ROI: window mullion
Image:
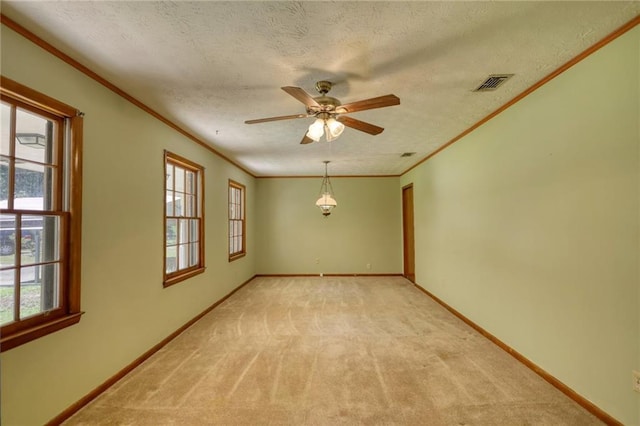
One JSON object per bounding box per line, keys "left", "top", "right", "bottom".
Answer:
{"left": 13, "top": 214, "right": 22, "bottom": 322}
{"left": 7, "top": 105, "right": 16, "bottom": 210}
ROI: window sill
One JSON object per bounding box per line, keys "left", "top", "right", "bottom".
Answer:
{"left": 163, "top": 266, "right": 205, "bottom": 288}
{"left": 0, "top": 312, "right": 84, "bottom": 352}
{"left": 229, "top": 252, "right": 246, "bottom": 262}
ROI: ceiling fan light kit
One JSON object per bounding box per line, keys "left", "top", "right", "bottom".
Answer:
{"left": 245, "top": 80, "right": 400, "bottom": 144}
{"left": 306, "top": 114, "right": 345, "bottom": 142}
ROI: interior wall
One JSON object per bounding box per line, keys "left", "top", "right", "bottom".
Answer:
{"left": 255, "top": 177, "right": 402, "bottom": 275}
{"left": 401, "top": 26, "right": 639, "bottom": 424}
{"left": 1, "top": 25, "right": 256, "bottom": 425}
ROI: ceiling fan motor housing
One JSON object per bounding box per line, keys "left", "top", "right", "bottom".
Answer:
{"left": 308, "top": 95, "right": 341, "bottom": 116}
{"left": 308, "top": 81, "right": 342, "bottom": 117}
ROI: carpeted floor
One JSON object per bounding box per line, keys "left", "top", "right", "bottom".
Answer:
{"left": 65, "top": 276, "right": 602, "bottom": 425}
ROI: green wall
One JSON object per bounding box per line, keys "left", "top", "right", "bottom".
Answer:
{"left": 2, "top": 16, "right": 638, "bottom": 426}
{"left": 1, "top": 25, "right": 256, "bottom": 425}
{"left": 401, "top": 26, "right": 639, "bottom": 424}
{"left": 255, "top": 177, "right": 402, "bottom": 275}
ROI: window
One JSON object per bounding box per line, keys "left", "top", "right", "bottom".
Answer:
{"left": 228, "top": 180, "right": 245, "bottom": 261}
{"left": 0, "top": 76, "right": 83, "bottom": 352}
{"left": 164, "top": 151, "right": 204, "bottom": 287}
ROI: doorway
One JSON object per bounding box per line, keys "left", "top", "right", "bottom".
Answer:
{"left": 402, "top": 184, "right": 415, "bottom": 283}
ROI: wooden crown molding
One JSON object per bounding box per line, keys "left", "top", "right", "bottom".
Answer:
{"left": 402, "top": 15, "right": 640, "bottom": 176}
{"left": 0, "top": 14, "right": 256, "bottom": 179}
{"left": 2, "top": 13, "right": 638, "bottom": 179}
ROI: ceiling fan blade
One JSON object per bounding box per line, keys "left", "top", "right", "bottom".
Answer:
{"left": 336, "top": 94, "right": 400, "bottom": 114}
{"left": 337, "top": 116, "right": 384, "bottom": 135}
{"left": 300, "top": 134, "right": 314, "bottom": 145}
{"left": 281, "top": 86, "right": 321, "bottom": 108}
{"left": 245, "top": 113, "right": 308, "bottom": 124}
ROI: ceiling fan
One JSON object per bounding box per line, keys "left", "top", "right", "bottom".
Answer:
{"left": 245, "top": 80, "right": 400, "bottom": 144}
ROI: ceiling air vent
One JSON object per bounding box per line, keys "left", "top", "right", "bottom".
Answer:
{"left": 474, "top": 74, "right": 514, "bottom": 92}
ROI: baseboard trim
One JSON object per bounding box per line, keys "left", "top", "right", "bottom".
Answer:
{"left": 46, "top": 275, "right": 257, "bottom": 426}
{"left": 255, "top": 273, "right": 404, "bottom": 277}
{"left": 412, "top": 282, "right": 622, "bottom": 426}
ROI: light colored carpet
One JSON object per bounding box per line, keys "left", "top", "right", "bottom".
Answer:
{"left": 65, "top": 276, "right": 602, "bottom": 425}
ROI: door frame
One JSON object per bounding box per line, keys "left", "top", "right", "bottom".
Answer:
{"left": 402, "top": 183, "right": 415, "bottom": 283}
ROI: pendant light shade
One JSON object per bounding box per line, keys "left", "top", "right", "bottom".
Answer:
{"left": 306, "top": 118, "right": 325, "bottom": 142}
{"left": 316, "top": 161, "right": 337, "bottom": 216}
{"left": 325, "top": 117, "right": 345, "bottom": 142}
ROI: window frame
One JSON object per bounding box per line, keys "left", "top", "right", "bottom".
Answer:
{"left": 163, "top": 151, "right": 205, "bottom": 287}
{"left": 228, "top": 179, "right": 246, "bottom": 261}
{"left": 0, "top": 76, "right": 83, "bottom": 352}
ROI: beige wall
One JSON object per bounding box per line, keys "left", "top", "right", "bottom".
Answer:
{"left": 255, "top": 177, "right": 402, "bottom": 275}
{"left": 1, "top": 25, "right": 256, "bottom": 425}
{"left": 401, "top": 26, "right": 639, "bottom": 424}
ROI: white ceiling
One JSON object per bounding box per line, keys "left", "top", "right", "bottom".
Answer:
{"left": 2, "top": 1, "right": 638, "bottom": 176}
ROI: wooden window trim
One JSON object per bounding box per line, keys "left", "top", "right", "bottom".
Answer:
{"left": 228, "top": 179, "right": 246, "bottom": 261}
{"left": 163, "top": 151, "right": 205, "bottom": 287}
{"left": 0, "top": 76, "right": 83, "bottom": 352}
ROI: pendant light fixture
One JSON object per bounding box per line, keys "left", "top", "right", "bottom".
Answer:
{"left": 316, "top": 161, "right": 337, "bottom": 216}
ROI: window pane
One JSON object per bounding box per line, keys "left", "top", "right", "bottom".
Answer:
{"left": 41, "top": 263, "right": 60, "bottom": 312}
{"left": 0, "top": 270, "right": 15, "bottom": 325}
{"left": 166, "top": 219, "right": 177, "bottom": 246}
{"left": 1, "top": 103, "right": 10, "bottom": 157}
{"left": 19, "top": 263, "right": 59, "bottom": 319}
{"left": 1, "top": 156, "right": 9, "bottom": 205}
{"left": 189, "top": 242, "right": 198, "bottom": 267}
{"left": 184, "top": 194, "right": 194, "bottom": 217}
{"left": 189, "top": 219, "right": 199, "bottom": 242}
{"left": 185, "top": 170, "right": 195, "bottom": 194}
{"left": 1, "top": 213, "right": 17, "bottom": 264}
{"left": 165, "top": 190, "right": 174, "bottom": 216}
{"left": 15, "top": 108, "right": 54, "bottom": 165}
{"left": 174, "top": 194, "right": 183, "bottom": 217}
{"left": 14, "top": 162, "right": 55, "bottom": 210}
{"left": 175, "top": 167, "right": 185, "bottom": 192}
{"left": 21, "top": 215, "right": 59, "bottom": 265}
{"left": 20, "top": 266, "right": 43, "bottom": 319}
{"left": 166, "top": 245, "right": 177, "bottom": 273}
{"left": 178, "top": 219, "right": 188, "bottom": 244}
{"left": 178, "top": 244, "right": 188, "bottom": 269}
{"left": 166, "top": 164, "right": 174, "bottom": 190}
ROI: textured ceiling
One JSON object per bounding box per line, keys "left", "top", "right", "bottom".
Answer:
{"left": 2, "top": 1, "right": 638, "bottom": 176}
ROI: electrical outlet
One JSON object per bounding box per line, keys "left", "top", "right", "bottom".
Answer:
{"left": 633, "top": 370, "right": 640, "bottom": 393}
{"left": 315, "top": 258, "right": 320, "bottom": 264}
{"left": 366, "top": 263, "right": 371, "bottom": 270}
